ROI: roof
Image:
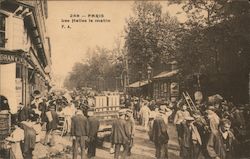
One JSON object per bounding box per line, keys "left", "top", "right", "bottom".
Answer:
{"left": 128, "top": 80, "right": 149, "bottom": 88}
{"left": 153, "top": 69, "right": 179, "bottom": 79}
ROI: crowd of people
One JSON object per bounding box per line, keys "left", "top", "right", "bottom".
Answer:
{"left": 0, "top": 91, "right": 100, "bottom": 159}
{"left": 123, "top": 94, "right": 250, "bottom": 159}
{"left": 1, "top": 90, "right": 250, "bottom": 159}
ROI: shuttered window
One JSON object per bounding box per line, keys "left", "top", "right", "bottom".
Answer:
{"left": 0, "top": 13, "right": 6, "bottom": 48}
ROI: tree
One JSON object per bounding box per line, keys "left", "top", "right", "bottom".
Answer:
{"left": 64, "top": 46, "right": 124, "bottom": 91}
{"left": 125, "top": 1, "right": 180, "bottom": 82}
{"left": 170, "top": 0, "right": 250, "bottom": 103}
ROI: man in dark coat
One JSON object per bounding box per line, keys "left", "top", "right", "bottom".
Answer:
{"left": 17, "top": 103, "right": 30, "bottom": 122}
{"left": 181, "top": 116, "right": 202, "bottom": 159}
{"left": 207, "top": 118, "right": 236, "bottom": 159}
{"left": 20, "top": 121, "right": 36, "bottom": 159}
{"left": 152, "top": 109, "right": 169, "bottom": 159}
{"left": 38, "top": 98, "right": 48, "bottom": 123}
{"left": 110, "top": 109, "right": 131, "bottom": 159}
{"left": 125, "top": 109, "right": 135, "bottom": 156}
{"left": 44, "top": 104, "right": 59, "bottom": 146}
{"left": 71, "top": 107, "right": 90, "bottom": 159}
{"left": 87, "top": 108, "right": 100, "bottom": 159}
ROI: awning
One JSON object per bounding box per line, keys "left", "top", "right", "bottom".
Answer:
{"left": 153, "top": 69, "right": 179, "bottom": 79}
{"left": 128, "top": 80, "right": 149, "bottom": 88}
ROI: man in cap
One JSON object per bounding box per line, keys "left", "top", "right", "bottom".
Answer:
{"left": 44, "top": 104, "right": 59, "bottom": 146}
{"left": 87, "top": 108, "right": 100, "bottom": 159}
{"left": 152, "top": 108, "right": 169, "bottom": 159}
{"left": 140, "top": 101, "right": 151, "bottom": 131}
{"left": 207, "top": 118, "right": 236, "bottom": 159}
{"left": 181, "top": 116, "right": 202, "bottom": 159}
{"left": 125, "top": 109, "right": 135, "bottom": 156}
{"left": 110, "top": 109, "right": 131, "bottom": 159}
{"left": 174, "top": 103, "right": 191, "bottom": 156}
{"left": 71, "top": 106, "right": 89, "bottom": 159}
{"left": 17, "top": 103, "right": 30, "bottom": 122}
{"left": 19, "top": 121, "right": 36, "bottom": 159}
{"left": 206, "top": 106, "right": 220, "bottom": 134}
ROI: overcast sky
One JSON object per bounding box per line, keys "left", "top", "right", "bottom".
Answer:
{"left": 47, "top": 1, "right": 185, "bottom": 83}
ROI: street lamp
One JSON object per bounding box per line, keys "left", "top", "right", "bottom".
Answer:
{"left": 138, "top": 70, "right": 142, "bottom": 108}
{"left": 147, "top": 65, "right": 152, "bottom": 80}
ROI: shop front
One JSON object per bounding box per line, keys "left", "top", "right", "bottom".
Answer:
{"left": 0, "top": 50, "right": 50, "bottom": 113}
{"left": 152, "top": 69, "right": 179, "bottom": 102}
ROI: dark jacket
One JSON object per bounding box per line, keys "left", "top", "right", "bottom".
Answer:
{"left": 18, "top": 106, "right": 30, "bottom": 122}
{"left": 71, "top": 112, "right": 89, "bottom": 136}
{"left": 110, "top": 118, "right": 130, "bottom": 144}
{"left": 88, "top": 116, "right": 100, "bottom": 140}
{"left": 152, "top": 116, "right": 169, "bottom": 145}
{"left": 38, "top": 102, "right": 48, "bottom": 122}
{"left": 207, "top": 130, "right": 236, "bottom": 159}
{"left": 46, "top": 110, "right": 59, "bottom": 131}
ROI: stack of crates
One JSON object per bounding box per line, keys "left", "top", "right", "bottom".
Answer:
{"left": 94, "top": 94, "right": 120, "bottom": 125}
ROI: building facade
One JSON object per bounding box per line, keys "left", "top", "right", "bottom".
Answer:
{"left": 0, "top": 0, "right": 52, "bottom": 113}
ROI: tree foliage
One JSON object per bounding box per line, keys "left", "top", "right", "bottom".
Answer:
{"left": 125, "top": 1, "right": 180, "bottom": 82}
{"left": 170, "top": 0, "right": 250, "bottom": 102}
{"left": 64, "top": 46, "right": 123, "bottom": 90}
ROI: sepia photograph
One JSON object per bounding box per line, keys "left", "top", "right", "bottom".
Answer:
{"left": 0, "top": 0, "right": 250, "bottom": 158}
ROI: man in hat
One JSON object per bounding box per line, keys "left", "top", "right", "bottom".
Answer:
{"left": 110, "top": 109, "right": 131, "bottom": 159}
{"left": 152, "top": 108, "right": 169, "bottom": 159}
{"left": 17, "top": 103, "right": 30, "bottom": 122}
{"left": 140, "top": 101, "right": 151, "bottom": 131}
{"left": 38, "top": 97, "right": 48, "bottom": 124}
{"left": 71, "top": 106, "right": 90, "bottom": 159}
{"left": 206, "top": 106, "right": 220, "bottom": 134}
{"left": 19, "top": 121, "right": 36, "bottom": 159}
{"left": 87, "top": 108, "right": 100, "bottom": 159}
{"left": 125, "top": 109, "right": 135, "bottom": 156}
{"left": 207, "top": 118, "right": 236, "bottom": 159}
{"left": 174, "top": 103, "right": 191, "bottom": 156}
{"left": 44, "top": 104, "right": 59, "bottom": 146}
{"left": 181, "top": 116, "right": 202, "bottom": 159}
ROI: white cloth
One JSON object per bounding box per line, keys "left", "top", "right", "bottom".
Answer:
{"left": 207, "top": 111, "right": 220, "bottom": 133}
{"left": 174, "top": 110, "right": 191, "bottom": 125}
{"left": 9, "top": 127, "right": 24, "bottom": 142}
{"left": 163, "top": 109, "right": 173, "bottom": 126}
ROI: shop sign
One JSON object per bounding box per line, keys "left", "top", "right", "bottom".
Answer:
{"left": 0, "top": 54, "right": 24, "bottom": 63}
{"left": 170, "top": 82, "right": 179, "bottom": 96}
{"left": 16, "top": 78, "right": 23, "bottom": 104}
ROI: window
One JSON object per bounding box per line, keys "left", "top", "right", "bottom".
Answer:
{"left": 0, "top": 13, "right": 6, "bottom": 48}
